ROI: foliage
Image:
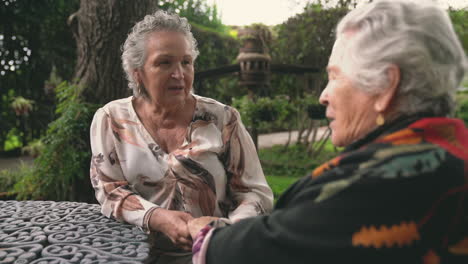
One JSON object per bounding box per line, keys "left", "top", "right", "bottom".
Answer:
{"left": 14, "top": 81, "right": 98, "bottom": 202}
{"left": 269, "top": 2, "right": 350, "bottom": 98}
{"left": 232, "top": 95, "right": 294, "bottom": 132}
{"left": 456, "top": 91, "right": 468, "bottom": 124}
{"left": 0, "top": 162, "right": 34, "bottom": 197}
{"left": 232, "top": 93, "right": 325, "bottom": 143}
{"left": 448, "top": 8, "right": 468, "bottom": 53}
{"left": 260, "top": 141, "right": 337, "bottom": 177}
{"left": 21, "top": 139, "right": 44, "bottom": 158}
{"left": 260, "top": 140, "right": 339, "bottom": 200}
{"left": 191, "top": 24, "right": 241, "bottom": 103}
{"left": 0, "top": 0, "right": 79, "bottom": 150}
{"left": 10, "top": 96, "right": 34, "bottom": 116}
{"left": 159, "top": 0, "right": 227, "bottom": 34}
{"left": 3, "top": 128, "right": 22, "bottom": 151}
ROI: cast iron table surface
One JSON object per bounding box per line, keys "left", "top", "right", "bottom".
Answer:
{"left": 0, "top": 200, "right": 150, "bottom": 263}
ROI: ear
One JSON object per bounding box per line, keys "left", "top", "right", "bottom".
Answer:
{"left": 133, "top": 69, "right": 141, "bottom": 85}
{"left": 374, "top": 64, "right": 400, "bottom": 113}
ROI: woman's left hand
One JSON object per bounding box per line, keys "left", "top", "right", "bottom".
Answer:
{"left": 187, "top": 216, "right": 218, "bottom": 239}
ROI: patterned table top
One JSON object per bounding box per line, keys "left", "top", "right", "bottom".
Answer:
{"left": 0, "top": 200, "right": 150, "bottom": 264}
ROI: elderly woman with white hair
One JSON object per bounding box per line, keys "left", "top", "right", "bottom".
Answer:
{"left": 89, "top": 10, "right": 273, "bottom": 264}
{"left": 187, "top": 0, "right": 468, "bottom": 263}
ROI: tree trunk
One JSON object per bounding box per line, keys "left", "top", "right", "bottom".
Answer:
{"left": 69, "top": 0, "right": 158, "bottom": 104}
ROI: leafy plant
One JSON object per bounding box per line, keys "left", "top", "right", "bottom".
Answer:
{"left": 0, "top": 162, "right": 34, "bottom": 199}
{"left": 21, "top": 139, "right": 44, "bottom": 158}
{"left": 3, "top": 128, "right": 22, "bottom": 151}
{"left": 232, "top": 95, "right": 295, "bottom": 133}
{"left": 10, "top": 96, "right": 34, "bottom": 116}
{"left": 159, "top": 0, "right": 228, "bottom": 34}
{"left": 14, "top": 81, "right": 99, "bottom": 202}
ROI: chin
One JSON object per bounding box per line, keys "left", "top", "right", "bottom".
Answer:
{"left": 331, "top": 133, "right": 346, "bottom": 147}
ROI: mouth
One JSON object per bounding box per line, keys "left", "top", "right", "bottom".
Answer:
{"left": 326, "top": 115, "right": 335, "bottom": 126}
{"left": 168, "top": 85, "right": 184, "bottom": 91}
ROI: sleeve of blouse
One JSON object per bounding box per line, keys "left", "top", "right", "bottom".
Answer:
{"left": 90, "top": 108, "right": 159, "bottom": 232}
{"left": 222, "top": 107, "right": 274, "bottom": 222}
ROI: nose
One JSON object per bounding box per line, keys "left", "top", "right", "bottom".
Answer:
{"left": 319, "top": 85, "right": 329, "bottom": 106}
{"left": 171, "top": 64, "right": 184, "bottom": 80}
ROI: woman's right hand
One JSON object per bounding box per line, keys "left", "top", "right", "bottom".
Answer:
{"left": 149, "top": 208, "right": 194, "bottom": 251}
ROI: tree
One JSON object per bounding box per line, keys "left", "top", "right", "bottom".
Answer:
{"left": 69, "top": 0, "right": 158, "bottom": 104}
{"left": 12, "top": 0, "right": 240, "bottom": 202}
{"left": 12, "top": 0, "right": 160, "bottom": 202}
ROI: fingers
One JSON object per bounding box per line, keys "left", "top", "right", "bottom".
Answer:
{"left": 176, "top": 236, "right": 193, "bottom": 251}
{"left": 187, "top": 217, "right": 218, "bottom": 239}
{"left": 169, "top": 227, "right": 192, "bottom": 251}
{"left": 187, "top": 219, "right": 200, "bottom": 239}
{"left": 149, "top": 209, "right": 196, "bottom": 251}
{"left": 179, "top": 211, "right": 194, "bottom": 222}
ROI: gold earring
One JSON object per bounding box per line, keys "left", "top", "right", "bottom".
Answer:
{"left": 376, "top": 113, "right": 385, "bottom": 126}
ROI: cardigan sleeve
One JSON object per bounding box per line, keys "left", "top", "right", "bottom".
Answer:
{"left": 194, "top": 147, "right": 467, "bottom": 263}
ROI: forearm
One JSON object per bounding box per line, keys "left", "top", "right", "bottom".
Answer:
{"left": 93, "top": 174, "right": 159, "bottom": 231}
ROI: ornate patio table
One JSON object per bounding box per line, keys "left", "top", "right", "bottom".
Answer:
{"left": 0, "top": 200, "right": 150, "bottom": 264}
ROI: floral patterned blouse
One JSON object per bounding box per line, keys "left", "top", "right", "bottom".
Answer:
{"left": 89, "top": 95, "right": 273, "bottom": 236}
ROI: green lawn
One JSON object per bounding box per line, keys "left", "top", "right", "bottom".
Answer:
{"left": 259, "top": 141, "right": 340, "bottom": 201}
{"left": 265, "top": 174, "right": 301, "bottom": 200}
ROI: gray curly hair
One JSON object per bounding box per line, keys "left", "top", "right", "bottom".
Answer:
{"left": 121, "top": 10, "right": 199, "bottom": 98}
{"left": 336, "top": 0, "right": 467, "bottom": 117}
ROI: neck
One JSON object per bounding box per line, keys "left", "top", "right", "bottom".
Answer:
{"left": 135, "top": 96, "right": 194, "bottom": 128}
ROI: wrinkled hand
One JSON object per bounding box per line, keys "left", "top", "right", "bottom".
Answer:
{"left": 149, "top": 208, "right": 194, "bottom": 251}
{"left": 187, "top": 216, "right": 218, "bottom": 240}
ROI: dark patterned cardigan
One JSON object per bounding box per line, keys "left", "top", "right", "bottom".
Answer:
{"left": 192, "top": 116, "right": 468, "bottom": 264}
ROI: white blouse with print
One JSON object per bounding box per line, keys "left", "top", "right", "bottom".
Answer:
{"left": 90, "top": 95, "right": 274, "bottom": 235}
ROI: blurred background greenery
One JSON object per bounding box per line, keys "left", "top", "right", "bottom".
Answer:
{"left": 0, "top": 0, "right": 466, "bottom": 202}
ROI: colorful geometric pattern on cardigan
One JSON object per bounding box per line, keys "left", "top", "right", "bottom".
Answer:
{"left": 352, "top": 221, "right": 420, "bottom": 248}
{"left": 191, "top": 117, "right": 467, "bottom": 264}
{"left": 312, "top": 117, "right": 468, "bottom": 260}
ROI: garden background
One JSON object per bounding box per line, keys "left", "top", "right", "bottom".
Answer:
{"left": 1, "top": 0, "right": 467, "bottom": 203}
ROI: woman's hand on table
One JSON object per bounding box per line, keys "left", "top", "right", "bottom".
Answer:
{"left": 149, "top": 208, "right": 194, "bottom": 251}
{"left": 187, "top": 216, "right": 219, "bottom": 240}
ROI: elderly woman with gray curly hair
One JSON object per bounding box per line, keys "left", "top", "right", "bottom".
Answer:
{"left": 187, "top": 1, "right": 468, "bottom": 263}
{"left": 89, "top": 10, "right": 273, "bottom": 264}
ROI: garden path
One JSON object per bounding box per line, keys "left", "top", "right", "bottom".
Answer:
{"left": 258, "top": 126, "right": 328, "bottom": 149}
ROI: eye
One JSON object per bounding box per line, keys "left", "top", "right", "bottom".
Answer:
{"left": 182, "top": 60, "right": 192, "bottom": 65}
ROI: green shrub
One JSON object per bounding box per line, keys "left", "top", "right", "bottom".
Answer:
{"left": 0, "top": 163, "right": 34, "bottom": 198}
{"left": 21, "top": 139, "right": 44, "bottom": 158}
{"left": 191, "top": 24, "right": 241, "bottom": 103}
{"left": 232, "top": 95, "right": 294, "bottom": 132}
{"left": 14, "top": 81, "right": 99, "bottom": 202}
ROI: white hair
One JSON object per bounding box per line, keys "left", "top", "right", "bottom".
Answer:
{"left": 121, "top": 10, "right": 199, "bottom": 98}
{"left": 336, "top": 0, "right": 467, "bottom": 117}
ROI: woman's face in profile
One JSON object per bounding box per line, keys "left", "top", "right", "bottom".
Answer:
{"left": 319, "top": 37, "right": 380, "bottom": 147}
{"left": 138, "top": 31, "right": 194, "bottom": 107}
